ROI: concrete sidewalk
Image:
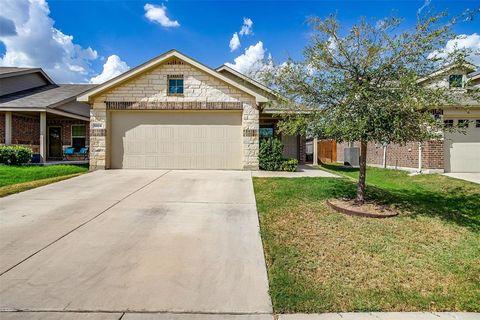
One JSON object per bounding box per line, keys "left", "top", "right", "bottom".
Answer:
{"left": 0, "top": 312, "right": 477, "bottom": 320}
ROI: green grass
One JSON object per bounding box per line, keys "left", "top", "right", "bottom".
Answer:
{"left": 0, "top": 164, "right": 89, "bottom": 196}
{"left": 254, "top": 165, "right": 480, "bottom": 313}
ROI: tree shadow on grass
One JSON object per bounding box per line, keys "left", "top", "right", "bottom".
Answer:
{"left": 320, "top": 164, "right": 480, "bottom": 232}
{"left": 366, "top": 186, "right": 480, "bottom": 232}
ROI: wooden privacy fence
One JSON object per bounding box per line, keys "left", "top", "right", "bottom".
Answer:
{"left": 318, "top": 139, "right": 337, "bottom": 163}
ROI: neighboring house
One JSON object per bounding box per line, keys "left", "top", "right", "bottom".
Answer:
{"left": 335, "top": 63, "right": 480, "bottom": 173}
{"left": 0, "top": 67, "right": 94, "bottom": 162}
{"left": 78, "top": 50, "right": 305, "bottom": 170}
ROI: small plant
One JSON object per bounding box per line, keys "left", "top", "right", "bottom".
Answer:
{"left": 0, "top": 146, "right": 33, "bottom": 165}
{"left": 280, "top": 158, "right": 298, "bottom": 172}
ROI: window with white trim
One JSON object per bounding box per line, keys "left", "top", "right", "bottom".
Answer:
{"left": 167, "top": 75, "right": 184, "bottom": 95}
{"left": 449, "top": 74, "right": 463, "bottom": 88}
{"left": 71, "top": 124, "right": 86, "bottom": 151}
{"left": 476, "top": 120, "right": 480, "bottom": 128}
{"left": 443, "top": 119, "right": 453, "bottom": 128}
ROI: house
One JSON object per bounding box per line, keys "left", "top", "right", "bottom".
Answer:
{"left": 333, "top": 63, "right": 480, "bottom": 173}
{"left": 77, "top": 50, "right": 306, "bottom": 170}
{"left": 0, "top": 67, "right": 95, "bottom": 162}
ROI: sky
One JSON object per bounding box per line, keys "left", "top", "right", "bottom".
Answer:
{"left": 0, "top": 0, "right": 479, "bottom": 84}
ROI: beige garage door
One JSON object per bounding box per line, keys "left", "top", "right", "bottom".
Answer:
{"left": 444, "top": 124, "right": 480, "bottom": 173}
{"left": 110, "top": 111, "right": 243, "bottom": 169}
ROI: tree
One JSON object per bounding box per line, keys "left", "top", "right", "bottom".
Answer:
{"left": 268, "top": 11, "right": 479, "bottom": 204}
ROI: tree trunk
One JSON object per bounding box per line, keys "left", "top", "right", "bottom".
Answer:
{"left": 356, "top": 140, "right": 367, "bottom": 204}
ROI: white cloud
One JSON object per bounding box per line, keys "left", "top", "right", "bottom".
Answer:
{"left": 144, "top": 3, "right": 180, "bottom": 28}
{"left": 0, "top": 0, "right": 99, "bottom": 83}
{"left": 229, "top": 32, "right": 240, "bottom": 52}
{"left": 225, "top": 41, "right": 272, "bottom": 79}
{"left": 90, "top": 55, "right": 130, "bottom": 84}
{"left": 429, "top": 33, "right": 480, "bottom": 66}
{"left": 239, "top": 17, "right": 253, "bottom": 36}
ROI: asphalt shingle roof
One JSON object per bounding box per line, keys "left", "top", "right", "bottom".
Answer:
{"left": 0, "top": 67, "right": 38, "bottom": 76}
{"left": 0, "top": 84, "right": 96, "bottom": 109}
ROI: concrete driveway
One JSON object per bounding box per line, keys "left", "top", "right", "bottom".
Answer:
{"left": 0, "top": 170, "right": 272, "bottom": 319}
{"left": 443, "top": 172, "right": 480, "bottom": 184}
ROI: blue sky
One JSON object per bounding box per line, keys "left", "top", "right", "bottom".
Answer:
{"left": 0, "top": 0, "right": 478, "bottom": 83}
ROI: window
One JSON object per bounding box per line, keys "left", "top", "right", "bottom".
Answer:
{"left": 71, "top": 124, "right": 86, "bottom": 151}
{"left": 167, "top": 75, "right": 184, "bottom": 95}
{"left": 458, "top": 119, "right": 469, "bottom": 128}
{"left": 449, "top": 74, "right": 463, "bottom": 88}
{"left": 260, "top": 127, "right": 274, "bottom": 138}
{"left": 444, "top": 119, "right": 453, "bottom": 128}
{"left": 476, "top": 120, "right": 480, "bottom": 128}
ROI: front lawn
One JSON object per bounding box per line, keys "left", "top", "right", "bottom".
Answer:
{"left": 253, "top": 165, "right": 480, "bottom": 313}
{"left": 0, "top": 164, "right": 89, "bottom": 197}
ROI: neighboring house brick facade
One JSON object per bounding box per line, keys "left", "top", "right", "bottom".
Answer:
{"left": 334, "top": 63, "right": 480, "bottom": 173}
{"left": 0, "top": 67, "right": 94, "bottom": 161}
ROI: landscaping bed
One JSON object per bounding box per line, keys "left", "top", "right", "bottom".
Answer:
{"left": 0, "top": 164, "right": 89, "bottom": 197}
{"left": 253, "top": 165, "right": 480, "bottom": 312}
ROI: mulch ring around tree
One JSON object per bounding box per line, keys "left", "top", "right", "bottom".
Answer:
{"left": 326, "top": 198, "right": 399, "bottom": 218}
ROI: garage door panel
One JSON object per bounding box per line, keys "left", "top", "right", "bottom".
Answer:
{"left": 444, "top": 129, "right": 480, "bottom": 173}
{"left": 111, "top": 111, "right": 243, "bottom": 169}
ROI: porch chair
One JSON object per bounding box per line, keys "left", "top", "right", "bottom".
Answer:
{"left": 63, "top": 147, "right": 75, "bottom": 160}
{"left": 79, "top": 147, "right": 89, "bottom": 160}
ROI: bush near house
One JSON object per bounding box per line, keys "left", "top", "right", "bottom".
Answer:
{"left": 0, "top": 146, "right": 33, "bottom": 165}
{"left": 259, "top": 138, "right": 298, "bottom": 172}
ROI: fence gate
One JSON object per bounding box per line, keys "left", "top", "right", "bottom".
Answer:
{"left": 318, "top": 139, "right": 337, "bottom": 164}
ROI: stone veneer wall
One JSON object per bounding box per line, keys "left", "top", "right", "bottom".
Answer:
{"left": 336, "top": 140, "right": 444, "bottom": 171}
{"left": 89, "top": 58, "right": 259, "bottom": 170}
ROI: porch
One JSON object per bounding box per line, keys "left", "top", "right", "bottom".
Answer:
{"left": 259, "top": 112, "right": 306, "bottom": 164}
{"left": 2, "top": 111, "right": 89, "bottom": 163}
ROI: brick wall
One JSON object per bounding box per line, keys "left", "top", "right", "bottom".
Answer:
{"left": 337, "top": 140, "right": 444, "bottom": 171}
{"left": 90, "top": 58, "right": 260, "bottom": 170}
{"left": 0, "top": 112, "right": 89, "bottom": 156}
{"left": 0, "top": 112, "right": 4, "bottom": 144}
{"left": 299, "top": 136, "right": 306, "bottom": 164}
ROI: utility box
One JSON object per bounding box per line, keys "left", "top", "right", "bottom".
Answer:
{"left": 343, "top": 147, "right": 359, "bottom": 167}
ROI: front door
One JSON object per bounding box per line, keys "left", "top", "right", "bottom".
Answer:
{"left": 48, "top": 127, "right": 62, "bottom": 159}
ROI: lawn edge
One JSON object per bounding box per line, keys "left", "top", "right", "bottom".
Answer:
{"left": 0, "top": 172, "right": 87, "bottom": 198}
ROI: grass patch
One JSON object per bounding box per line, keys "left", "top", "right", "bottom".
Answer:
{"left": 0, "top": 164, "right": 89, "bottom": 197}
{"left": 254, "top": 165, "right": 480, "bottom": 312}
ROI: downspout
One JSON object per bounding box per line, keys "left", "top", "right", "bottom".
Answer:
{"left": 418, "top": 142, "right": 423, "bottom": 173}
{"left": 382, "top": 144, "right": 387, "bottom": 168}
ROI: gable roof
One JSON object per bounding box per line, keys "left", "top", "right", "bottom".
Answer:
{"left": 0, "top": 67, "right": 55, "bottom": 84}
{"left": 417, "top": 62, "right": 478, "bottom": 84}
{"left": 215, "top": 65, "right": 278, "bottom": 97}
{"left": 469, "top": 70, "right": 480, "bottom": 81}
{"left": 77, "top": 50, "right": 269, "bottom": 104}
{"left": 0, "top": 84, "right": 95, "bottom": 120}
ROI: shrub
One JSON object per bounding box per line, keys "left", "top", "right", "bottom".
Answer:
{"left": 0, "top": 146, "right": 33, "bottom": 165}
{"left": 259, "top": 138, "right": 299, "bottom": 172}
{"left": 259, "top": 138, "right": 284, "bottom": 171}
{"left": 280, "top": 158, "right": 298, "bottom": 172}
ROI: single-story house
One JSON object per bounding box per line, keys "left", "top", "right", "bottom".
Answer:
{"left": 0, "top": 67, "right": 95, "bottom": 161}
{"left": 77, "top": 50, "right": 306, "bottom": 170}
{"left": 332, "top": 63, "right": 480, "bottom": 173}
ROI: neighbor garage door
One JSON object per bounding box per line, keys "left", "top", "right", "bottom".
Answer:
{"left": 444, "top": 123, "right": 480, "bottom": 173}
{"left": 110, "top": 111, "right": 243, "bottom": 169}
